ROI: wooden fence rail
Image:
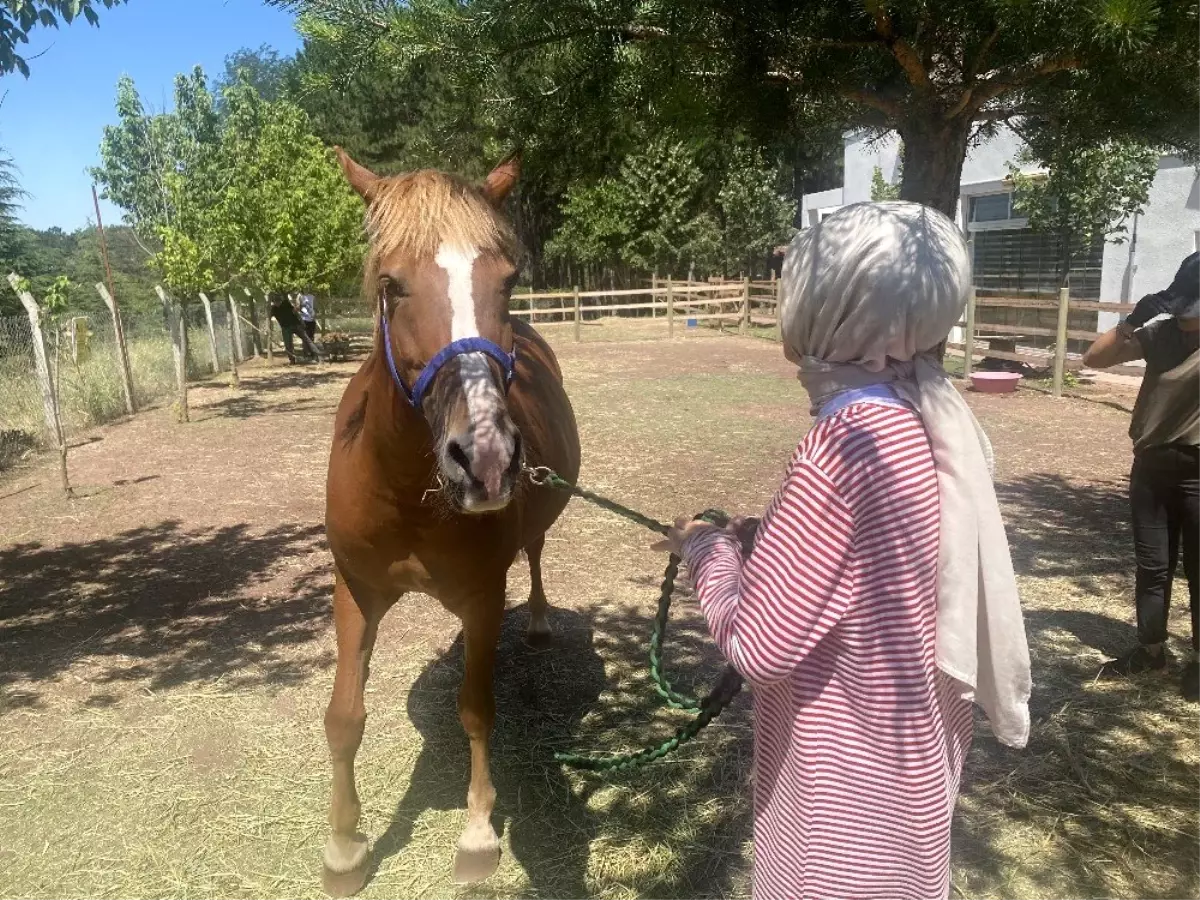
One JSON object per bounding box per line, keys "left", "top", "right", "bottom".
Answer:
{"left": 512, "top": 279, "right": 1140, "bottom": 391}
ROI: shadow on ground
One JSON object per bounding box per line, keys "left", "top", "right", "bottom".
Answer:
{"left": 997, "top": 472, "right": 1130, "bottom": 585}
{"left": 953, "top": 476, "right": 1199, "bottom": 898}
{"left": 0, "top": 519, "right": 331, "bottom": 709}
{"left": 368, "top": 599, "right": 752, "bottom": 899}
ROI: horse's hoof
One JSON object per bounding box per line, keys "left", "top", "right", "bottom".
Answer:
{"left": 322, "top": 862, "right": 369, "bottom": 898}
{"left": 322, "top": 833, "right": 370, "bottom": 898}
{"left": 524, "top": 626, "right": 552, "bottom": 649}
{"left": 452, "top": 842, "right": 501, "bottom": 884}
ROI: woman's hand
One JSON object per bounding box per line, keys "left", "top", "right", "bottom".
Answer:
{"left": 728, "top": 516, "right": 760, "bottom": 551}
{"left": 650, "top": 516, "right": 722, "bottom": 556}
{"left": 650, "top": 514, "right": 759, "bottom": 557}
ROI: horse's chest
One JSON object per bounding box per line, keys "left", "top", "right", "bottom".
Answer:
{"left": 376, "top": 527, "right": 518, "bottom": 602}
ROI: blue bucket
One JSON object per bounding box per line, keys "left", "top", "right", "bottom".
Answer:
{"left": 686, "top": 318, "right": 698, "bottom": 328}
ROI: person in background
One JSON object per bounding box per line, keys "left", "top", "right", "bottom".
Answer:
{"left": 1085, "top": 252, "right": 1199, "bottom": 701}
{"left": 653, "top": 202, "right": 1031, "bottom": 900}
{"left": 269, "top": 292, "right": 321, "bottom": 363}
{"left": 299, "top": 291, "right": 318, "bottom": 345}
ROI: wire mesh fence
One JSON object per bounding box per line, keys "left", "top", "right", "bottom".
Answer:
{"left": 0, "top": 306, "right": 192, "bottom": 471}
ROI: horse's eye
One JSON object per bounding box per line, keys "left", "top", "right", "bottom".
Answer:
{"left": 381, "top": 276, "right": 408, "bottom": 299}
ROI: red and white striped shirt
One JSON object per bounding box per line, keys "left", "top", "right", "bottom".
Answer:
{"left": 685, "top": 400, "right": 973, "bottom": 900}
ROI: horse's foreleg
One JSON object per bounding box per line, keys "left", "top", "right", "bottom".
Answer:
{"left": 525, "top": 534, "right": 552, "bottom": 647}
{"left": 321, "top": 574, "right": 384, "bottom": 898}
{"left": 453, "top": 596, "right": 504, "bottom": 884}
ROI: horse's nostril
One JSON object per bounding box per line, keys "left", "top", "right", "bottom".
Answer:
{"left": 446, "top": 438, "right": 473, "bottom": 476}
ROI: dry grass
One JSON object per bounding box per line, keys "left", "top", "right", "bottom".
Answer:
{"left": 0, "top": 331, "right": 1195, "bottom": 899}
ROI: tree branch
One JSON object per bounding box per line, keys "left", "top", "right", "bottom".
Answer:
{"left": 498, "top": 21, "right": 688, "bottom": 59}
{"left": 966, "top": 24, "right": 1002, "bottom": 82}
{"left": 869, "top": 2, "right": 930, "bottom": 88}
{"left": 841, "top": 88, "right": 902, "bottom": 119}
{"left": 971, "top": 53, "right": 1080, "bottom": 108}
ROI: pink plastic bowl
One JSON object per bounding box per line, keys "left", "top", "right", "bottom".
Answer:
{"left": 970, "top": 371, "right": 1022, "bottom": 394}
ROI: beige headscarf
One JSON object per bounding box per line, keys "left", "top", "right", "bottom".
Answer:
{"left": 781, "top": 201, "right": 1031, "bottom": 749}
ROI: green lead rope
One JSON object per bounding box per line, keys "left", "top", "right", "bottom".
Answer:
{"left": 525, "top": 466, "right": 747, "bottom": 773}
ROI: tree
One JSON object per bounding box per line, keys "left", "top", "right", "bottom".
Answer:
{"left": 0, "top": 1, "right": 128, "bottom": 78}
{"left": 1007, "top": 134, "right": 1158, "bottom": 287}
{"left": 214, "top": 76, "right": 365, "bottom": 294}
{"left": 94, "top": 67, "right": 364, "bottom": 299}
{"left": 0, "top": 148, "right": 28, "bottom": 277}
{"left": 215, "top": 45, "right": 292, "bottom": 106}
{"left": 717, "top": 148, "right": 796, "bottom": 273}
{"left": 272, "top": 0, "right": 1199, "bottom": 215}
{"left": 546, "top": 139, "right": 723, "bottom": 278}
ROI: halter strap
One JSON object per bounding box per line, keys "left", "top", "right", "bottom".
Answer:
{"left": 380, "top": 298, "right": 517, "bottom": 409}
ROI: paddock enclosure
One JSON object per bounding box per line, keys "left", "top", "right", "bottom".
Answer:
{"left": 0, "top": 325, "right": 1195, "bottom": 899}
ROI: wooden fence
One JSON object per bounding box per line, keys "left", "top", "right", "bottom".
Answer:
{"left": 511, "top": 277, "right": 782, "bottom": 339}
{"left": 949, "top": 288, "right": 1141, "bottom": 394}
{"left": 513, "top": 277, "right": 1141, "bottom": 396}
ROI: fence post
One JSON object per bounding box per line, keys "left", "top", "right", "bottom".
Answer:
{"left": 227, "top": 292, "right": 245, "bottom": 363}
{"left": 774, "top": 273, "right": 783, "bottom": 341}
{"left": 573, "top": 285, "right": 582, "bottom": 342}
{"left": 963, "top": 287, "right": 977, "bottom": 379}
{"left": 9, "top": 274, "right": 61, "bottom": 442}
{"left": 651, "top": 271, "right": 658, "bottom": 318}
{"left": 94, "top": 282, "right": 136, "bottom": 415}
{"left": 1052, "top": 286, "right": 1070, "bottom": 397}
{"left": 740, "top": 276, "right": 751, "bottom": 335}
{"left": 198, "top": 292, "right": 221, "bottom": 374}
{"left": 9, "top": 275, "right": 72, "bottom": 496}
{"left": 225, "top": 294, "right": 241, "bottom": 389}
{"left": 527, "top": 287, "right": 535, "bottom": 324}
{"left": 155, "top": 285, "right": 189, "bottom": 422}
{"left": 667, "top": 278, "right": 675, "bottom": 339}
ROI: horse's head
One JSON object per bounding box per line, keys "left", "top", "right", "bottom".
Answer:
{"left": 337, "top": 148, "right": 524, "bottom": 514}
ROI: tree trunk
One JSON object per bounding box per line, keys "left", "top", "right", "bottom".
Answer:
{"left": 898, "top": 117, "right": 972, "bottom": 218}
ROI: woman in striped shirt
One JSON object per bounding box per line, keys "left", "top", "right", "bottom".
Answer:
{"left": 656, "top": 202, "right": 1032, "bottom": 900}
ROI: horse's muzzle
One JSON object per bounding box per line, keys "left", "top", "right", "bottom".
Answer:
{"left": 441, "top": 422, "right": 522, "bottom": 513}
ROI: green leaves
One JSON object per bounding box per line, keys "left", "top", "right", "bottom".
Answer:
{"left": 1007, "top": 133, "right": 1158, "bottom": 271}
{"left": 546, "top": 139, "right": 794, "bottom": 276}
{"left": 0, "top": 1, "right": 125, "bottom": 78}
{"left": 93, "top": 66, "right": 365, "bottom": 297}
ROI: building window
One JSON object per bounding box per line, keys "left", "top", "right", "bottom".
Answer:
{"left": 972, "top": 230, "right": 1104, "bottom": 300}
{"left": 970, "top": 193, "right": 1014, "bottom": 223}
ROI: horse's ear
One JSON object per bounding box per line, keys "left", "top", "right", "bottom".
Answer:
{"left": 481, "top": 150, "right": 521, "bottom": 207}
{"left": 334, "top": 146, "right": 379, "bottom": 202}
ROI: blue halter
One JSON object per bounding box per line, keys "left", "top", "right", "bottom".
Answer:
{"left": 379, "top": 297, "right": 517, "bottom": 409}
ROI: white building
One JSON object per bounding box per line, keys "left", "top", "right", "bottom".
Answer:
{"left": 800, "top": 128, "right": 1200, "bottom": 332}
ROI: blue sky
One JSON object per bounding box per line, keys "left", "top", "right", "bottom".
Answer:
{"left": 3, "top": 1, "right": 301, "bottom": 231}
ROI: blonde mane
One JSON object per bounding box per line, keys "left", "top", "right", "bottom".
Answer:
{"left": 362, "top": 170, "right": 519, "bottom": 290}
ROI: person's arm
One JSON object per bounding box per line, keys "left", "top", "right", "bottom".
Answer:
{"left": 682, "top": 459, "right": 855, "bottom": 687}
{"left": 1083, "top": 290, "right": 1172, "bottom": 369}
{"left": 1083, "top": 322, "right": 1144, "bottom": 369}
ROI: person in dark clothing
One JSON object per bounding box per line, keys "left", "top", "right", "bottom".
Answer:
{"left": 269, "top": 292, "right": 322, "bottom": 363}
{"left": 1085, "top": 252, "right": 1199, "bottom": 701}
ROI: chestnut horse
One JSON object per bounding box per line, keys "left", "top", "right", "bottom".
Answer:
{"left": 320, "top": 148, "right": 581, "bottom": 895}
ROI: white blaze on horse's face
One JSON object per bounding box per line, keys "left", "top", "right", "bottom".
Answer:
{"left": 435, "top": 241, "right": 519, "bottom": 513}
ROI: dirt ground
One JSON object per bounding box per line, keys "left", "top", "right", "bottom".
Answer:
{"left": 1, "top": 321, "right": 1196, "bottom": 900}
